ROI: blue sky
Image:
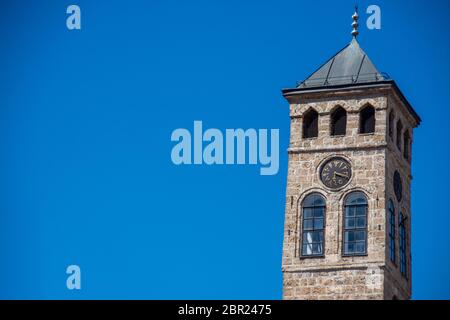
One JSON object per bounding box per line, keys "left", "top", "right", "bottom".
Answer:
{"left": 0, "top": 0, "right": 449, "bottom": 299}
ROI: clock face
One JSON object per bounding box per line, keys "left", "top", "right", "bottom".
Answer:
{"left": 320, "top": 157, "right": 352, "bottom": 189}
{"left": 394, "top": 171, "right": 403, "bottom": 202}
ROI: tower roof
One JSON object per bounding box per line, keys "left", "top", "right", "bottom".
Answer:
{"left": 298, "top": 38, "right": 387, "bottom": 88}
{"left": 282, "top": 7, "right": 421, "bottom": 126}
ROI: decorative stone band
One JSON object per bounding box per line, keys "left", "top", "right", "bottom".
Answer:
{"left": 287, "top": 144, "right": 388, "bottom": 154}
{"left": 282, "top": 261, "right": 384, "bottom": 273}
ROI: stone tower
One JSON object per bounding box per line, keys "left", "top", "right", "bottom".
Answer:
{"left": 281, "top": 11, "right": 421, "bottom": 300}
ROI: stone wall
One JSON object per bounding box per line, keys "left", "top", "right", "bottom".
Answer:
{"left": 382, "top": 93, "right": 414, "bottom": 299}
{"left": 282, "top": 86, "right": 415, "bottom": 300}
{"left": 283, "top": 266, "right": 385, "bottom": 300}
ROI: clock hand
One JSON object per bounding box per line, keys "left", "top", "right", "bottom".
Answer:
{"left": 335, "top": 172, "right": 349, "bottom": 178}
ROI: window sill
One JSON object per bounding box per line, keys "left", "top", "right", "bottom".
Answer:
{"left": 358, "top": 132, "right": 375, "bottom": 136}
{"left": 341, "top": 253, "right": 368, "bottom": 257}
{"left": 301, "top": 136, "right": 318, "bottom": 140}
{"left": 330, "top": 134, "right": 346, "bottom": 138}
{"left": 299, "top": 254, "right": 325, "bottom": 259}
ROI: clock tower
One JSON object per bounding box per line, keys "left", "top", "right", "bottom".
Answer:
{"left": 281, "top": 9, "right": 421, "bottom": 300}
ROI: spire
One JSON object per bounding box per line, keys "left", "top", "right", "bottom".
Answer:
{"left": 295, "top": 4, "right": 388, "bottom": 89}
{"left": 351, "top": 6, "right": 359, "bottom": 38}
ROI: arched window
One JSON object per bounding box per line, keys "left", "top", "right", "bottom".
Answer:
{"left": 343, "top": 191, "right": 368, "bottom": 255}
{"left": 388, "top": 200, "right": 396, "bottom": 263}
{"left": 396, "top": 120, "right": 403, "bottom": 150}
{"left": 302, "top": 109, "right": 319, "bottom": 139}
{"left": 301, "top": 193, "right": 325, "bottom": 256}
{"left": 330, "top": 106, "right": 347, "bottom": 136}
{"left": 388, "top": 111, "right": 395, "bottom": 139}
{"left": 399, "top": 212, "right": 407, "bottom": 277}
{"left": 359, "top": 105, "right": 375, "bottom": 134}
{"left": 403, "top": 130, "right": 410, "bottom": 159}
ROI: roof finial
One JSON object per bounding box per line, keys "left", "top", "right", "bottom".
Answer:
{"left": 351, "top": 5, "right": 359, "bottom": 38}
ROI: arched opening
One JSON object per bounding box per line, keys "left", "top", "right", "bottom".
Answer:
{"left": 330, "top": 106, "right": 347, "bottom": 136}
{"left": 388, "top": 199, "right": 396, "bottom": 263}
{"left": 399, "top": 212, "right": 407, "bottom": 277}
{"left": 396, "top": 120, "right": 403, "bottom": 150}
{"left": 343, "top": 191, "right": 368, "bottom": 255}
{"left": 301, "top": 193, "right": 326, "bottom": 256}
{"left": 359, "top": 105, "right": 375, "bottom": 134}
{"left": 403, "top": 130, "right": 410, "bottom": 159}
{"left": 302, "top": 109, "right": 319, "bottom": 139}
{"left": 388, "top": 111, "right": 395, "bottom": 139}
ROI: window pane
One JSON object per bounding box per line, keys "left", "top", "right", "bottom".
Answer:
{"left": 388, "top": 199, "right": 394, "bottom": 211}
{"left": 303, "top": 208, "right": 313, "bottom": 218}
{"left": 345, "top": 192, "right": 367, "bottom": 205}
{"left": 314, "top": 218, "right": 324, "bottom": 230}
{"left": 345, "top": 218, "right": 355, "bottom": 228}
{"left": 346, "top": 207, "right": 355, "bottom": 217}
{"left": 303, "top": 232, "right": 313, "bottom": 244}
{"left": 303, "top": 193, "right": 325, "bottom": 208}
{"left": 356, "top": 217, "right": 366, "bottom": 228}
{"left": 312, "top": 197, "right": 325, "bottom": 207}
{"left": 312, "top": 243, "right": 323, "bottom": 254}
{"left": 302, "top": 244, "right": 312, "bottom": 255}
{"left": 313, "top": 231, "right": 323, "bottom": 243}
{"left": 343, "top": 193, "right": 368, "bottom": 256}
{"left": 345, "top": 231, "right": 354, "bottom": 242}
{"left": 314, "top": 207, "right": 324, "bottom": 218}
{"left": 301, "top": 193, "right": 326, "bottom": 257}
{"left": 303, "top": 219, "right": 313, "bottom": 230}
{"left": 355, "top": 231, "right": 365, "bottom": 241}
{"left": 355, "top": 242, "right": 365, "bottom": 253}
{"left": 345, "top": 243, "right": 354, "bottom": 254}
{"left": 356, "top": 205, "right": 366, "bottom": 216}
